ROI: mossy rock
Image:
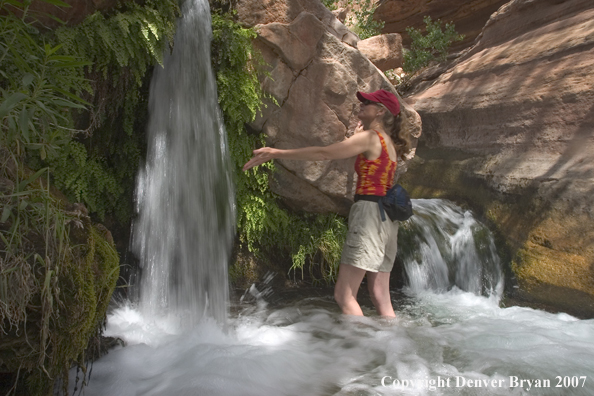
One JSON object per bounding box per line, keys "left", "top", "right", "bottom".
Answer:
{"left": 401, "top": 146, "right": 594, "bottom": 318}
{"left": 0, "top": 208, "right": 119, "bottom": 395}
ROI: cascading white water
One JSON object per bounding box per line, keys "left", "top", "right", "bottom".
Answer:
{"left": 77, "top": 196, "right": 594, "bottom": 395}
{"left": 398, "top": 199, "right": 503, "bottom": 297}
{"left": 132, "top": 0, "right": 234, "bottom": 327}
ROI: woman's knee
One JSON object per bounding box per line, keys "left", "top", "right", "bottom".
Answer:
{"left": 368, "top": 287, "right": 385, "bottom": 306}
{"left": 367, "top": 273, "right": 390, "bottom": 299}
{"left": 333, "top": 279, "right": 350, "bottom": 305}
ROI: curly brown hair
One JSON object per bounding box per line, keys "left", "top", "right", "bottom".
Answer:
{"left": 379, "top": 106, "right": 412, "bottom": 158}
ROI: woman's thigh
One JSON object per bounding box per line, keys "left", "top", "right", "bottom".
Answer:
{"left": 335, "top": 263, "right": 367, "bottom": 296}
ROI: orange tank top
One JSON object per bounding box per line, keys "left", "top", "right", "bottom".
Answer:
{"left": 355, "top": 131, "right": 397, "bottom": 196}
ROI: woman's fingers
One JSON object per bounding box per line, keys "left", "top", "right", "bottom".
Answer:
{"left": 242, "top": 157, "right": 261, "bottom": 171}
{"left": 354, "top": 121, "right": 364, "bottom": 134}
{"left": 242, "top": 148, "right": 273, "bottom": 171}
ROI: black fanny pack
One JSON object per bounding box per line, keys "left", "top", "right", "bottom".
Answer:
{"left": 355, "top": 184, "right": 414, "bottom": 222}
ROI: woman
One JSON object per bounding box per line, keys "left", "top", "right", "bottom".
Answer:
{"left": 243, "top": 89, "right": 411, "bottom": 317}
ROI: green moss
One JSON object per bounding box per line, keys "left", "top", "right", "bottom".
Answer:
{"left": 0, "top": 195, "right": 119, "bottom": 395}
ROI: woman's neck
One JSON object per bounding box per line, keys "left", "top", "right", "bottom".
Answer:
{"left": 365, "top": 119, "right": 385, "bottom": 132}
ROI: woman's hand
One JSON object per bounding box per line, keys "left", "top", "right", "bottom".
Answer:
{"left": 243, "top": 147, "right": 277, "bottom": 171}
{"left": 354, "top": 121, "right": 364, "bottom": 134}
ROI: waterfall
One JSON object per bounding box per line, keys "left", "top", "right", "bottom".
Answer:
{"left": 131, "top": 0, "right": 234, "bottom": 327}
{"left": 398, "top": 199, "right": 503, "bottom": 297}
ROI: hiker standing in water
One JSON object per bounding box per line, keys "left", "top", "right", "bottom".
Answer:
{"left": 243, "top": 89, "right": 412, "bottom": 317}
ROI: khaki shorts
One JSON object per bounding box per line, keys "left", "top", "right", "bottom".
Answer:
{"left": 340, "top": 200, "right": 399, "bottom": 272}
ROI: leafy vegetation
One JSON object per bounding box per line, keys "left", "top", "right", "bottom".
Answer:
{"left": 403, "top": 16, "right": 464, "bottom": 75}
{"left": 0, "top": 1, "right": 122, "bottom": 394}
{"left": 320, "top": 0, "right": 337, "bottom": 11}
{"left": 211, "top": 11, "right": 347, "bottom": 284}
{"left": 0, "top": 1, "right": 89, "bottom": 162}
{"left": 43, "top": 0, "right": 179, "bottom": 224}
{"left": 321, "top": 0, "right": 384, "bottom": 40}
{"left": 0, "top": 0, "right": 180, "bottom": 393}
{"left": 345, "top": 0, "right": 384, "bottom": 40}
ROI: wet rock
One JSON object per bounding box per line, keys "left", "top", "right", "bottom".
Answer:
{"left": 404, "top": 0, "right": 594, "bottom": 316}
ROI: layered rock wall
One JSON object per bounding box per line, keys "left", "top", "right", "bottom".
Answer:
{"left": 405, "top": 0, "right": 594, "bottom": 316}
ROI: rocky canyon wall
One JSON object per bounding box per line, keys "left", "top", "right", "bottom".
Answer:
{"left": 375, "top": 0, "right": 509, "bottom": 51}
{"left": 404, "top": 0, "right": 594, "bottom": 317}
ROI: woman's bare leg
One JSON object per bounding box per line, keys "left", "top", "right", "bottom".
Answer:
{"left": 334, "top": 264, "right": 367, "bottom": 316}
{"left": 367, "top": 271, "right": 395, "bottom": 317}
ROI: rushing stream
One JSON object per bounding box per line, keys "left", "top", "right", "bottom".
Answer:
{"left": 70, "top": 0, "right": 594, "bottom": 394}
{"left": 76, "top": 288, "right": 594, "bottom": 396}
{"left": 75, "top": 197, "right": 594, "bottom": 395}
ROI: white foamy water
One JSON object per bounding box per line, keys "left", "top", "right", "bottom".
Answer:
{"left": 73, "top": 290, "right": 594, "bottom": 396}
{"left": 399, "top": 199, "right": 503, "bottom": 297}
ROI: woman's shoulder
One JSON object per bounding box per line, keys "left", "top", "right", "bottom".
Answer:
{"left": 357, "top": 129, "right": 381, "bottom": 140}
{"left": 350, "top": 129, "right": 380, "bottom": 144}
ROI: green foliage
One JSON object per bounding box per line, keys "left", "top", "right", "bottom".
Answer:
{"left": 345, "top": 0, "right": 384, "bottom": 40}
{"left": 55, "top": 0, "right": 177, "bottom": 89}
{"left": 42, "top": 0, "right": 179, "bottom": 224}
{"left": 0, "top": 1, "right": 164, "bottom": 392}
{"left": 1, "top": 0, "right": 178, "bottom": 226}
{"left": 0, "top": 150, "right": 119, "bottom": 396}
{"left": 321, "top": 0, "right": 337, "bottom": 11}
{"left": 212, "top": 12, "right": 262, "bottom": 136}
{"left": 403, "top": 16, "right": 464, "bottom": 74}
{"left": 211, "top": 12, "right": 347, "bottom": 283}
{"left": 0, "top": 0, "right": 90, "bottom": 163}
{"left": 48, "top": 141, "right": 123, "bottom": 219}
{"left": 0, "top": 169, "right": 119, "bottom": 395}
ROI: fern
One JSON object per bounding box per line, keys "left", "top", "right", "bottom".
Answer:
{"left": 42, "top": 0, "right": 179, "bottom": 224}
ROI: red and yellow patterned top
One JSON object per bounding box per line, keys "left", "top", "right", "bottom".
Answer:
{"left": 355, "top": 131, "right": 397, "bottom": 196}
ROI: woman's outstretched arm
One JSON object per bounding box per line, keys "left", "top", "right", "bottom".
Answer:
{"left": 242, "top": 130, "right": 377, "bottom": 171}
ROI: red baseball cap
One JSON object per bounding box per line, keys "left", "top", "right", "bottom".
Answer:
{"left": 356, "top": 89, "right": 400, "bottom": 116}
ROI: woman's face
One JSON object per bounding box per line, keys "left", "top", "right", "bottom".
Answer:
{"left": 357, "top": 99, "right": 383, "bottom": 125}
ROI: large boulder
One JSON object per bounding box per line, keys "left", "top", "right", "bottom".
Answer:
{"left": 236, "top": 0, "right": 358, "bottom": 46}
{"left": 404, "top": 0, "right": 594, "bottom": 316}
{"left": 236, "top": 0, "right": 422, "bottom": 216}
{"left": 375, "top": 0, "right": 509, "bottom": 51}
{"left": 357, "top": 33, "right": 404, "bottom": 71}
